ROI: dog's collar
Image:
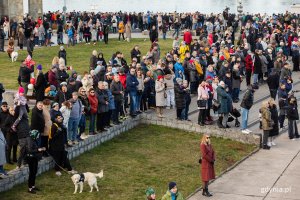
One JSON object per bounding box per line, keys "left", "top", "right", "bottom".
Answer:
{"left": 79, "top": 173, "right": 85, "bottom": 182}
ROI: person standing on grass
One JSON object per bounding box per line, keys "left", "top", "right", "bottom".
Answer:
{"left": 118, "top": 21, "right": 125, "bottom": 41}
{"left": 200, "top": 134, "right": 215, "bottom": 197}
{"left": 240, "top": 85, "right": 255, "bottom": 134}
{"left": 161, "top": 182, "right": 184, "bottom": 200}
{"left": 27, "top": 35, "right": 34, "bottom": 58}
{"left": 145, "top": 187, "right": 156, "bottom": 200}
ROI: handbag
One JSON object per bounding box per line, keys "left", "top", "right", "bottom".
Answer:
{"left": 197, "top": 99, "right": 207, "bottom": 108}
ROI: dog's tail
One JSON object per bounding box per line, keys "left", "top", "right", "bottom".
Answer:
{"left": 95, "top": 170, "right": 104, "bottom": 179}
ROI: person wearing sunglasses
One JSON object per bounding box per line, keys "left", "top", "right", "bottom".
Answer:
{"left": 200, "top": 134, "right": 215, "bottom": 197}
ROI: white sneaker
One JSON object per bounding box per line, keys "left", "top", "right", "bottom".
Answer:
{"left": 245, "top": 129, "right": 252, "bottom": 133}
{"left": 55, "top": 171, "right": 62, "bottom": 176}
{"left": 271, "top": 141, "right": 276, "bottom": 146}
{"left": 242, "top": 129, "right": 250, "bottom": 134}
{"left": 267, "top": 142, "right": 272, "bottom": 146}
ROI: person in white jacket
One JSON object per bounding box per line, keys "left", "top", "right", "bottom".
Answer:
{"left": 59, "top": 101, "right": 72, "bottom": 132}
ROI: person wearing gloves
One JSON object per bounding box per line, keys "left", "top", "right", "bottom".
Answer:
{"left": 161, "top": 182, "right": 184, "bottom": 200}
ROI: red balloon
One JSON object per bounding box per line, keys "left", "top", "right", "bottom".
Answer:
{"left": 30, "top": 78, "right": 36, "bottom": 84}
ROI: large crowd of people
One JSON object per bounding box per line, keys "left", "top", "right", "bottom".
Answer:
{"left": 0, "top": 8, "right": 300, "bottom": 197}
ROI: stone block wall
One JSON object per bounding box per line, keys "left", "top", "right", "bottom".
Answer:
{"left": 0, "top": 113, "right": 260, "bottom": 193}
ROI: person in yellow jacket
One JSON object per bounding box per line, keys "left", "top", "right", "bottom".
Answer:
{"left": 161, "top": 182, "right": 184, "bottom": 200}
{"left": 118, "top": 21, "right": 125, "bottom": 41}
{"left": 179, "top": 41, "right": 189, "bottom": 63}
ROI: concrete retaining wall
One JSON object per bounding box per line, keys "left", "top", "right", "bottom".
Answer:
{"left": 0, "top": 113, "right": 260, "bottom": 192}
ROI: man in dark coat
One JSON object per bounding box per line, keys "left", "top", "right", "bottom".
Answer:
{"left": 149, "top": 25, "right": 158, "bottom": 43}
{"left": 34, "top": 65, "right": 47, "bottom": 102}
{"left": 267, "top": 69, "right": 280, "bottom": 100}
{"left": 27, "top": 35, "right": 35, "bottom": 57}
{"left": 30, "top": 101, "right": 45, "bottom": 134}
{"left": 18, "top": 64, "right": 34, "bottom": 95}
{"left": 110, "top": 74, "right": 124, "bottom": 124}
{"left": 96, "top": 81, "right": 109, "bottom": 132}
{"left": 57, "top": 65, "right": 69, "bottom": 84}
{"left": 217, "top": 81, "right": 232, "bottom": 128}
{"left": 58, "top": 46, "right": 67, "bottom": 65}
{"left": 0, "top": 102, "right": 9, "bottom": 137}
{"left": 174, "top": 78, "right": 186, "bottom": 120}
{"left": 240, "top": 85, "right": 254, "bottom": 134}
{"left": 55, "top": 82, "right": 71, "bottom": 107}
{"left": 126, "top": 68, "right": 139, "bottom": 117}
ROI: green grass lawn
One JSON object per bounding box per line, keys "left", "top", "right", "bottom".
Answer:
{"left": 1, "top": 124, "right": 257, "bottom": 200}
{"left": 0, "top": 38, "right": 172, "bottom": 90}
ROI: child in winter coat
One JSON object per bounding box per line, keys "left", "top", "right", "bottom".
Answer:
{"left": 11, "top": 87, "right": 28, "bottom": 132}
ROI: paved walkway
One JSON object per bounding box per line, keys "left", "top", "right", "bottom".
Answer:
{"left": 188, "top": 128, "right": 300, "bottom": 200}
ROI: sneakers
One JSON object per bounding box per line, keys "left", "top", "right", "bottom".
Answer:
{"left": 245, "top": 129, "right": 252, "bottom": 133}
{"left": 55, "top": 171, "right": 62, "bottom": 176}
{"left": 242, "top": 129, "right": 250, "bottom": 134}
{"left": 68, "top": 170, "right": 78, "bottom": 174}
{"left": 28, "top": 188, "right": 36, "bottom": 194}
{"left": 271, "top": 141, "right": 276, "bottom": 146}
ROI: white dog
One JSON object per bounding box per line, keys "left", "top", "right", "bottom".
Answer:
{"left": 11, "top": 51, "right": 18, "bottom": 62}
{"left": 71, "top": 170, "right": 104, "bottom": 194}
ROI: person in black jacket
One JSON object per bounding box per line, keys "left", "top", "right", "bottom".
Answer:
{"left": 149, "top": 25, "right": 158, "bottom": 43}
{"left": 58, "top": 46, "right": 67, "bottom": 65}
{"left": 0, "top": 25, "right": 5, "bottom": 52}
{"left": 49, "top": 113, "right": 76, "bottom": 176}
{"left": 110, "top": 75, "right": 124, "bottom": 124}
{"left": 131, "top": 45, "right": 141, "bottom": 63}
{"left": 57, "top": 65, "right": 69, "bottom": 84}
{"left": 286, "top": 97, "right": 299, "bottom": 140}
{"left": 240, "top": 85, "right": 254, "bottom": 134}
{"left": 18, "top": 64, "right": 34, "bottom": 95}
{"left": 55, "top": 82, "right": 71, "bottom": 107}
{"left": 30, "top": 102, "right": 45, "bottom": 135}
{"left": 0, "top": 102, "right": 9, "bottom": 137}
{"left": 27, "top": 35, "right": 34, "bottom": 57}
{"left": 3, "top": 107, "right": 18, "bottom": 164}
{"left": 0, "top": 82, "right": 5, "bottom": 105}
{"left": 267, "top": 69, "right": 280, "bottom": 100}
{"left": 268, "top": 98, "right": 279, "bottom": 146}
{"left": 34, "top": 65, "right": 47, "bottom": 102}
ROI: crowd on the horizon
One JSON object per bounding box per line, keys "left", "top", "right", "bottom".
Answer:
{"left": 0, "top": 8, "right": 300, "bottom": 197}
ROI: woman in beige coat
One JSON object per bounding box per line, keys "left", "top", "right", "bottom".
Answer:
{"left": 42, "top": 99, "right": 52, "bottom": 156}
{"left": 125, "top": 22, "right": 132, "bottom": 42}
{"left": 155, "top": 75, "right": 166, "bottom": 118}
{"left": 261, "top": 101, "right": 273, "bottom": 150}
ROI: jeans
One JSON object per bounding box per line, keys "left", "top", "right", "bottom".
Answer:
{"left": 78, "top": 114, "right": 86, "bottom": 135}
{"left": 173, "top": 28, "right": 179, "bottom": 38}
{"left": 57, "top": 32, "right": 63, "bottom": 44}
{"left": 129, "top": 91, "right": 137, "bottom": 115}
{"left": 288, "top": 120, "right": 299, "bottom": 139}
{"left": 136, "top": 91, "right": 142, "bottom": 111}
{"left": 232, "top": 88, "right": 240, "bottom": 101}
{"left": 67, "top": 36, "right": 74, "bottom": 46}
{"left": 253, "top": 73, "right": 259, "bottom": 84}
{"left": 89, "top": 113, "right": 96, "bottom": 133}
{"left": 263, "top": 130, "right": 269, "bottom": 146}
{"left": 182, "top": 102, "right": 190, "bottom": 120}
{"left": 222, "top": 113, "right": 229, "bottom": 127}
{"left": 68, "top": 117, "right": 80, "bottom": 141}
{"left": 165, "top": 89, "right": 175, "bottom": 107}
{"left": 163, "top": 32, "right": 166, "bottom": 40}
{"left": 241, "top": 108, "right": 249, "bottom": 130}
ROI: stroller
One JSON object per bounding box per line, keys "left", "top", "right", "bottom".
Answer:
{"left": 228, "top": 107, "right": 241, "bottom": 127}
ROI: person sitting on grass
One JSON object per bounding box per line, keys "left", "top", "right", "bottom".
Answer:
{"left": 161, "top": 182, "right": 184, "bottom": 200}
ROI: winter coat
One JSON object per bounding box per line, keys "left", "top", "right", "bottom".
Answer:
{"left": 201, "top": 143, "right": 215, "bottom": 181}
{"left": 253, "top": 54, "right": 262, "bottom": 74}
{"left": 131, "top": 49, "right": 141, "bottom": 63}
{"left": 49, "top": 122, "right": 66, "bottom": 152}
{"left": 90, "top": 55, "right": 98, "bottom": 70}
{"left": 232, "top": 69, "right": 241, "bottom": 89}
{"left": 197, "top": 86, "right": 209, "bottom": 109}
{"left": 60, "top": 105, "right": 71, "bottom": 128}
{"left": 126, "top": 74, "right": 138, "bottom": 92}
{"left": 174, "top": 83, "right": 186, "bottom": 109}
{"left": 30, "top": 106, "right": 45, "bottom": 134}
{"left": 18, "top": 66, "right": 34, "bottom": 83}
{"left": 261, "top": 107, "right": 273, "bottom": 131}
{"left": 267, "top": 71, "right": 280, "bottom": 90}
{"left": 110, "top": 81, "right": 124, "bottom": 102}
{"left": 3, "top": 114, "right": 18, "bottom": 146}
{"left": 42, "top": 107, "right": 52, "bottom": 137}
{"left": 106, "top": 89, "right": 115, "bottom": 110}
{"left": 269, "top": 104, "right": 279, "bottom": 137}
{"left": 161, "top": 190, "right": 184, "bottom": 200}
{"left": 125, "top": 23, "right": 131, "bottom": 39}
{"left": 118, "top": 22, "right": 125, "bottom": 33}
{"left": 35, "top": 72, "right": 47, "bottom": 101}
{"left": 58, "top": 49, "right": 67, "bottom": 65}
{"left": 217, "top": 86, "right": 231, "bottom": 114}
{"left": 55, "top": 90, "right": 71, "bottom": 107}
{"left": 48, "top": 70, "right": 58, "bottom": 88}
{"left": 280, "top": 67, "right": 291, "bottom": 80}
{"left": 79, "top": 95, "right": 90, "bottom": 115}
{"left": 81, "top": 76, "right": 93, "bottom": 92}
{"left": 188, "top": 63, "right": 197, "bottom": 83}
{"left": 245, "top": 54, "right": 253, "bottom": 72}
{"left": 164, "top": 74, "right": 175, "bottom": 89}
{"left": 183, "top": 31, "right": 192, "bottom": 45}
{"left": 287, "top": 103, "right": 299, "bottom": 121}
{"left": 88, "top": 95, "right": 98, "bottom": 114}
{"left": 15, "top": 105, "right": 30, "bottom": 139}
{"left": 0, "top": 130, "right": 6, "bottom": 165}
{"left": 155, "top": 80, "right": 166, "bottom": 107}
{"left": 57, "top": 69, "right": 69, "bottom": 84}
{"left": 240, "top": 89, "right": 254, "bottom": 110}
{"left": 0, "top": 109, "right": 9, "bottom": 135}
{"left": 96, "top": 89, "right": 109, "bottom": 113}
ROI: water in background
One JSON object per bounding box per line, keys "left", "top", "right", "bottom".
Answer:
{"left": 24, "top": 0, "right": 296, "bottom": 14}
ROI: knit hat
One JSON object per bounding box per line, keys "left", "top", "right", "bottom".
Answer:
{"left": 37, "top": 64, "right": 42, "bottom": 70}
{"left": 145, "top": 188, "right": 155, "bottom": 197}
{"left": 51, "top": 102, "right": 59, "bottom": 108}
{"left": 18, "top": 87, "right": 25, "bottom": 94}
{"left": 50, "top": 85, "right": 56, "bottom": 91}
{"left": 157, "top": 75, "right": 164, "bottom": 80}
{"left": 169, "top": 182, "right": 177, "bottom": 190}
{"left": 220, "top": 55, "right": 225, "bottom": 61}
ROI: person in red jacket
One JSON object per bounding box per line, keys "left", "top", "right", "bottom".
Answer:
{"left": 200, "top": 134, "right": 215, "bottom": 197}
{"left": 183, "top": 29, "right": 193, "bottom": 48}
{"left": 244, "top": 51, "right": 254, "bottom": 86}
{"left": 48, "top": 66, "right": 58, "bottom": 88}
{"left": 88, "top": 88, "right": 98, "bottom": 135}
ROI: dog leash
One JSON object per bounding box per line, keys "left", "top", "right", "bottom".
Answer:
{"left": 45, "top": 150, "right": 76, "bottom": 175}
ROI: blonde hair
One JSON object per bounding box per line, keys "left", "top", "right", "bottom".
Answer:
{"left": 52, "top": 56, "right": 59, "bottom": 65}
{"left": 92, "top": 50, "right": 98, "bottom": 56}
{"left": 59, "top": 58, "right": 65, "bottom": 67}
{"left": 268, "top": 98, "right": 276, "bottom": 106}
{"left": 201, "top": 134, "right": 211, "bottom": 145}
{"left": 261, "top": 101, "right": 269, "bottom": 109}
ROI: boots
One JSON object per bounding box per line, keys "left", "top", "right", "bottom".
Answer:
{"left": 202, "top": 187, "right": 213, "bottom": 197}
{"left": 156, "top": 107, "right": 162, "bottom": 118}
{"left": 217, "top": 116, "right": 224, "bottom": 128}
